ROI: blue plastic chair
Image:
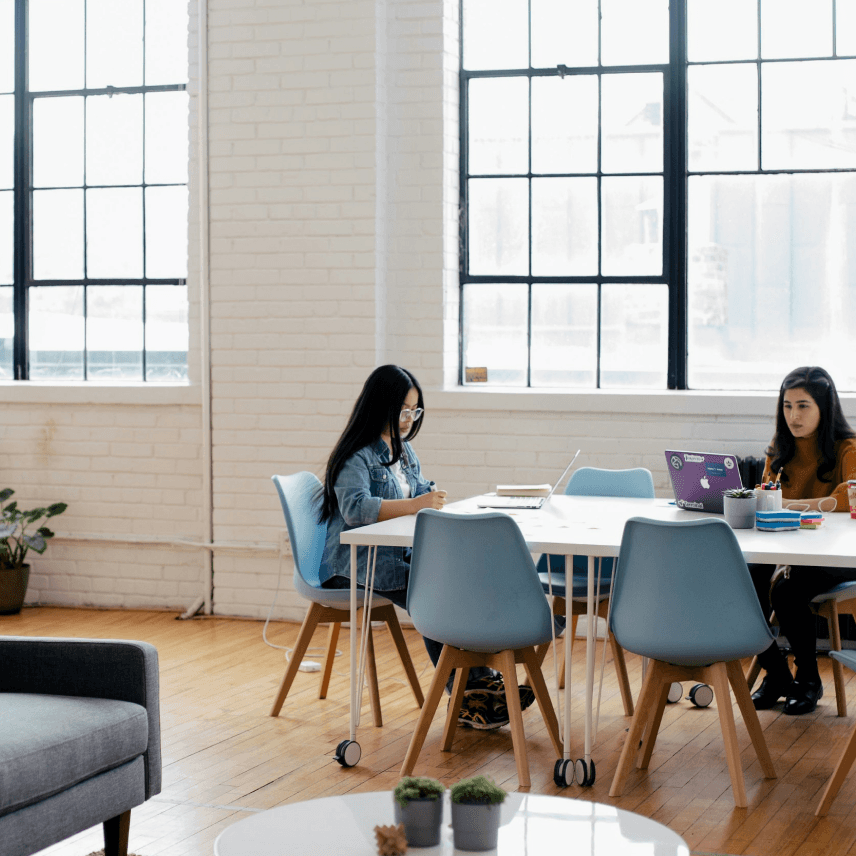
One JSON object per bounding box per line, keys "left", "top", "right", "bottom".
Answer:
{"left": 816, "top": 650, "right": 856, "bottom": 815}
{"left": 537, "top": 466, "right": 655, "bottom": 712}
{"left": 269, "top": 474, "right": 424, "bottom": 725}
{"left": 608, "top": 516, "right": 777, "bottom": 808}
{"left": 400, "top": 509, "right": 563, "bottom": 789}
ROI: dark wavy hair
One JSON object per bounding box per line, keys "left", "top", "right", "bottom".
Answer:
{"left": 319, "top": 365, "right": 424, "bottom": 523}
{"left": 766, "top": 366, "right": 855, "bottom": 485}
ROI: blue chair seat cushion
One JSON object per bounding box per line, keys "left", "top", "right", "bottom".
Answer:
{"left": 0, "top": 693, "right": 149, "bottom": 816}
{"left": 538, "top": 570, "right": 613, "bottom": 600}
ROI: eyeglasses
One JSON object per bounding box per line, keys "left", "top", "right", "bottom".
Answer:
{"left": 399, "top": 408, "right": 424, "bottom": 422}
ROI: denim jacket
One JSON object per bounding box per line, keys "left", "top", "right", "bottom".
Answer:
{"left": 320, "top": 438, "right": 433, "bottom": 591}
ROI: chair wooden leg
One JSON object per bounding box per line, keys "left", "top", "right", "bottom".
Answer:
{"left": 816, "top": 720, "right": 856, "bottom": 815}
{"left": 521, "top": 647, "right": 562, "bottom": 756}
{"left": 746, "top": 655, "right": 762, "bottom": 693}
{"left": 637, "top": 678, "right": 671, "bottom": 770}
{"left": 103, "top": 810, "right": 131, "bottom": 856}
{"left": 270, "top": 602, "right": 324, "bottom": 717}
{"left": 557, "top": 614, "right": 578, "bottom": 690}
{"left": 382, "top": 608, "right": 425, "bottom": 707}
{"left": 498, "top": 649, "right": 530, "bottom": 789}
{"left": 709, "top": 661, "right": 747, "bottom": 808}
{"left": 726, "top": 660, "right": 776, "bottom": 779}
{"left": 442, "top": 663, "right": 469, "bottom": 751}
{"left": 365, "top": 625, "right": 383, "bottom": 728}
{"left": 319, "top": 621, "right": 340, "bottom": 700}
{"left": 821, "top": 602, "right": 848, "bottom": 717}
{"left": 401, "top": 646, "right": 456, "bottom": 777}
{"left": 609, "top": 632, "right": 635, "bottom": 716}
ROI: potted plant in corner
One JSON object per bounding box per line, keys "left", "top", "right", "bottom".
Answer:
{"left": 392, "top": 776, "right": 446, "bottom": 847}
{"left": 449, "top": 775, "right": 507, "bottom": 851}
{"left": 723, "top": 487, "right": 757, "bottom": 530}
{"left": 0, "top": 489, "right": 67, "bottom": 615}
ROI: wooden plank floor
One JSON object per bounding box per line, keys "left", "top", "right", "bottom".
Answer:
{"left": 6, "top": 606, "right": 856, "bottom": 856}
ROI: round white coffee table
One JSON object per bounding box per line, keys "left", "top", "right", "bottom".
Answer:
{"left": 214, "top": 791, "right": 689, "bottom": 855}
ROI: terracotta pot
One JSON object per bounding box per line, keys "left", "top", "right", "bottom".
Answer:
{"left": 0, "top": 564, "right": 30, "bottom": 614}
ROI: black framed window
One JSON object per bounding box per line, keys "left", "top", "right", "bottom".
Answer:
{"left": 459, "top": 0, "right": 856, "bottom": 391}
{"left": 1, "top": 0, "right": 189, "bottom": 382}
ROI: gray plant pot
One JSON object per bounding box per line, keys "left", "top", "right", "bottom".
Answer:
{"left": 393, "top": 796, "right": 443, "bottom": 847}
{"left": 451, "top": 801, "right": 501, "bottom": 852}
{"left": 0, "top": 564, "right": 30, "bottom": 615}
{"left": 723, "top": 494, "right": 757, "bottom": 529}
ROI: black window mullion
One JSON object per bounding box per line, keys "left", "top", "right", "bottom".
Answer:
{"left": 12, "top": 0, "right": 28, "bottom": 379}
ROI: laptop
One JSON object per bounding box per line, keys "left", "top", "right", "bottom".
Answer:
{"left": 477, "top": 450, "right": 581, "bottom": 510}
{"left": 664, "top": 450, "right": 743, "bottom": 514}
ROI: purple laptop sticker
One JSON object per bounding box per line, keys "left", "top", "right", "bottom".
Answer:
{"left": 664, "top": 450, "right": 743, "bottom": 514}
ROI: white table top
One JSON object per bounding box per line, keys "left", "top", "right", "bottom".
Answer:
{"left": 340, "top": 495, "right": 856, "bottom": 568}
{"left": 214, "top": 791, "right": 690, "bottom": 855}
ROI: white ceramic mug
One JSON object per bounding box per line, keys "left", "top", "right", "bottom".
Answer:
{"left": 756, "top": 490, "right": 782, "bottom": 512}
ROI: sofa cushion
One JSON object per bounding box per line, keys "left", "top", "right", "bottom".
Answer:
{"left": 0, "top": 693, "right": 149, "bottom": 816}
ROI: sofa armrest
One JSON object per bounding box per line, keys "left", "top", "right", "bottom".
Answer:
{"left": 0, "top": 636, "right": 162, "bottom": 799}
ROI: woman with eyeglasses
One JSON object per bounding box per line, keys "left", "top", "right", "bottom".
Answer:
{"left": 319, "top": 364, "right": 533, "bottom": 730}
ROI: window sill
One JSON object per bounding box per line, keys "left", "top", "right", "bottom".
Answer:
{"left": 0, "top": 381, "right": 198, "bottom": 406}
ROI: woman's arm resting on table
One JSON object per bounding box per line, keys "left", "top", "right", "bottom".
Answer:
{"left": 377, "top": 491, "right": 447, "bottom": 521}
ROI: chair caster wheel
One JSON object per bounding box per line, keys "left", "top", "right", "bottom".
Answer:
{"left": 574, "top": 759, "right": 596, "bottom": 787}
{"left": 667, "top": 682, "right": 683, "bottom": 703}
{"left": 689, "top": 683, "right": 714, "bottom": 708}
{"left": 334, "top": 739, "right": 361, "bottom": 767}
{"left": 554, "top": 758, "right": 573, "bottom": 787}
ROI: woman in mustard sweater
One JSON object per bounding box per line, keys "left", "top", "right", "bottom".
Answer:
{"left": 750, "top": 366, "right": 856, "bottom": 714}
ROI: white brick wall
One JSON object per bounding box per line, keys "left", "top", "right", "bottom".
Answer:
{"left": 2, "top": 0, "right": 854, "bottom": 622}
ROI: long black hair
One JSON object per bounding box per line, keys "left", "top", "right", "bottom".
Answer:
{"left": 767, "top": 366, "right": 855, "bottom": 484}
{"left": 320, "top": 365, "right": 425, "bottom": 522}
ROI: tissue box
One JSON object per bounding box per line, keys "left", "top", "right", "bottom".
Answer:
{"left": 800, "top": 511, "right": 824, "bottom": 529}
{"left": 756, "top": 510, "right": 802, "bottom": 531}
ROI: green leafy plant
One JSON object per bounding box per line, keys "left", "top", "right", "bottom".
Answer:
{"left": 724, "top": 488, "right": 756, "bottom": 499}
{"left": 0, "top": 489, "right": 67, "bottom": 571}
{"left": 450, "top": 775, "right": 506, "bottom": 806}
{"left": 394, "top": 776, "right": 445, "bottom": 807}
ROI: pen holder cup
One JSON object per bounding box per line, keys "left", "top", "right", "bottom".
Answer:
{"left": 755, "top": 490, "right": 782, "bottom": 512}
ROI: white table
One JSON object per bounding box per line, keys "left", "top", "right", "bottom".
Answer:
{"left": 214, "top": 790, "right": 690, "bottom": 855}
{"left": 338, "top": 496, "right": 856, "bottom": 779}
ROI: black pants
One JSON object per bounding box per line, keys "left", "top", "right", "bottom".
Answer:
{"left": 749, "top": 563, "right": 856, "bottom": 679}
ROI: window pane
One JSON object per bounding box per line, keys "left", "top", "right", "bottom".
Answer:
{"left": 87, "top": 285, "right": 142, "bottom": 380}
{"left": 462, "top": 284, "right": 528, "bottom": 386}
{"left": 687, "top": 0, "right": 758, "bottom": 62}
{"left": 146, "top": 186, "right": 188, "bottom": 279}
{"left": 601, "top": 176, "right": 663, "bottom": 276}
{"left": 146, "top": 285, "right": 188, "bottom": 381}
{"left": 532, "top": 76, "right": 598, "bottom": 174}
{"left": 33, "top": 96, "right": 84, "bottom": 188}
{"left": 468, "top": 78, "right": 528, "bottom": 176}
{"left": 0, "top": 190, "right": 11, "bottom": 282}
{"left": 463, "top": 0, "right": 528, "bottom": 70}
{"left": 145, "top": 91, "right": 189, "bottom": 184}
{"left": 29, "top": 0, "right": 84, "bottom": 92}
{"left": 531, "top": 284, "right": 597, "bottom": 387}
{"left": 688, "top": 65, "right": 758, "bottom": 172}
{"left": 532, "top": 178, "right": 597, "bottom": 275}
{"left": 86, "top": 188, "right": 143, "bottom": 278}
{"left": 688, "top": 174, "right": 856, "bottom": 391}
{"left": 0, "top": 0, "right": 12, "bottom": 93}
{"left": 531, "top": 0, "right": 598, "bottom": 68}
{"left": 29, "top": 286, "right": 84, "bottom": 379}
{"left": 0, "top": 286, "right": 11, "bottom": 378}
{"left": 839, "top": 0, "right": 856, "bottom": 55}
{"left": 761, "top": 0, "right": 832, "bottom": 59}
{"left": 145, "top": 0, "right": 190, "bottom": 85}
{"left": 762, "top": 60, "right": 856, "bottom": 169}
{"left": 601, "top": 73, "right": 663, "bottom": 174}
{"left": 0, "top": 95, "right": 11, "bottom": 188}
{"left": 86, "top": 0, "right": 143, "bottom": 88}
{"left": 601, "top": 284, "right": 668, "bottom": 388}
{"left": 86, "top": 93, "right": 143, "bottom": 186}
{"left": 601, "top": 0, "right": 669, "bottom": 67}
{"left": 467, "top": 178, "right": 529, "bottom": 275}
{"left": 33, "top": 189, "right": 84, "bottom": 279}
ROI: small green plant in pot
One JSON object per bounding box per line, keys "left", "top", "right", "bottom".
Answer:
{"left": 393, "top": 776, "right": 445, "bottom": 847}
{"left": 449, "top": 775, "right": 507, "bottom": 851}
{"left": 0, "top": 489, "right": 67, "bottom": 614}
{"left": 723, "top": 487, "right": 757, "bottom": 530}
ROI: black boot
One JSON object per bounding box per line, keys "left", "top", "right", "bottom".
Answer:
{"left": 751, "top": 669, "right": 794, "bottom": 710}
{"left": 783, "top": 678, "right": 823, "bottom": 715}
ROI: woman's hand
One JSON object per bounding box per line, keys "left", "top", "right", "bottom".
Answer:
{"left": 377, "top": 490, "right": 448, "bottom": 521}
{"left": 412, "top": 489, "right": 447, "bottom": 511}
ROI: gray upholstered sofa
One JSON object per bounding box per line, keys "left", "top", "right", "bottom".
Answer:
{"left": 0, "top": 636, "right": 161, "bottom": 856}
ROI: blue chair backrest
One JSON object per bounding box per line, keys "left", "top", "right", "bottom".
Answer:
{"left": 407, "top": 509, "right": 553, "bottom": 653}
{"left": 271, "top": 473, "right": 327, "bottom": 589}
{"left": 564, "top": 467, "right": 655, "bottom": 499}
{"left": 609, "top": 516, "right": 774, "bottom": 666}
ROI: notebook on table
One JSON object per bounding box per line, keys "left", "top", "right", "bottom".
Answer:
{"left": 476, "top": 450, "right": 581, "bottom": 510}
{"left": 664, "top": 449, "right": 743, "bottom": 514}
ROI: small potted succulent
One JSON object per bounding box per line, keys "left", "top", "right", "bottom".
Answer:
{"left": 0, "top": 489, "right": 67, "bottom": 614}
{"left": 392, "top": 776, "right": 445, "bottom": 847}
{"left": 449, "top": 775, "right": 507, "bottom": 851}
{"left": 723, "top": 487, "right": 757, "bottom": 530}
